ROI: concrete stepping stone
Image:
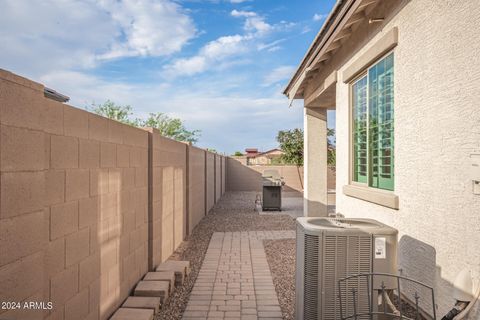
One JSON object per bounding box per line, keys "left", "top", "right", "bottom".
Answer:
{"left": 109, "top": 307, "right": 153, "bottom": 320}
{"left": 122, "top": 296, "right": 161, "bottom": 313}
{"left": 134, "top": 280, "right": 170, "bottom": 303}
{"left": 143, "top": 271, "right": 175, "bottom": 293}
{"left": 155, "top": 260, "right": 190, "bottom": 286}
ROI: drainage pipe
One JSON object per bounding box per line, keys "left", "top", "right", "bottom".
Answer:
{"left": 442, "top": 269, "right": 480, "bottom": 320}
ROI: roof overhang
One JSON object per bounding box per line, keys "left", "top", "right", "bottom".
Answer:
{"left": 304, "top": 70, "right": 337, "bottom": 109}
{"left": 283, "top": 0, "right": 380, "bottom": 102}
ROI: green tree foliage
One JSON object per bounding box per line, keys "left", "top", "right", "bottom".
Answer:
{"left": 89, "top": 100, "right": 139, "bottom": 126}
{"left": 142, "top": 113, "right": 200, "bottom": 144}
{"left": 233, "top": 151, "right": 244, "bottom": 156}
{"left": 88, "top": 101, "right": 200, "bottom": 144}
{"left": 276, "top": 128, "right": 304, "bottom": 166}
{"left": 327, "top": 128, "right": 336, "bottom": 166}
{"left": 276, "top": 128, "right": 336, "bottom": 166}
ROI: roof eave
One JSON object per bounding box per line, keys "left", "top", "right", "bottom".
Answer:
{"left": 283, "top": 0, "right": 350, "bottom": 98}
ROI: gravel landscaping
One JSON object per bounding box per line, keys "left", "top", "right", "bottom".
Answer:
{"left": 264, "top": 239, "right": 296, "bottom": 320}
{"left": 156, "top": 191, "right": 296, "bottom": 320}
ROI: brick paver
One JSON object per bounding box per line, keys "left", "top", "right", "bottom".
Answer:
{"left": 183, "top": 231, "right": 295, "bottom": 320}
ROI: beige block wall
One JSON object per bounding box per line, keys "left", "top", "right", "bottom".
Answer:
{"left": 188, "top": 146, "right": 206, "bottom": 235}
{"left": 206, "top": 152, "right": 215, "bottom": 213}
{"left": 215, "top": 154, "right": 222, "bottom": 202}
{"left": 307, "top": 1, "right": 480, "bottom": 317}
{"left": 0, "top": 69, "right": 227, "bottom": 320}
{"left": 226, "top": 158, "right": 334, "bottom": 193}
{"left": 150, "top": 132, "right": 187, "bottom": 264}
{"left": 221, "top": 157, "right": 226, "bottom": 195}
{"left": 0, "top": 70, "right": 149, "bottom": 320}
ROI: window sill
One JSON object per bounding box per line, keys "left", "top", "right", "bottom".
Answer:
{"left": 343, "top": 184, "right": 399, "bottom": 210}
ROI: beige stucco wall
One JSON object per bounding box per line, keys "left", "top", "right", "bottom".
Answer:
{"left": 309, "top": 0, "right": 480, "bottom": 317}
{"left": 0, "top": 69, "right": 227, "bottom": 320}
{"left": 188, "top": 146, "right": 206, "bottom": 235}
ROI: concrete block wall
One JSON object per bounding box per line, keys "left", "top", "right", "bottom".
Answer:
{"left": 149, "top": 131, "right": 187, "bottom": 264}
{"left": 0, "top": 69, "right": 226, "bottom": 320}
{"left": 225, "top": 158, "right": 336, "bottom": 193}
{"left": 205, "top": 152, "right": 215, "bottom": 213}
{"left": 221, "top": 157, "right": 226, "bottom": 195}
{"left": 215, "top": 154, "right": 222, "bottom": 202}
{"left": 188, "top": 146, "right": 206, "bottom": 235}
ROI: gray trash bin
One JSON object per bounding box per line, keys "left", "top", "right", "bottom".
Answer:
{"left": 262, "top": 169, "right": 284, "bottom": 211}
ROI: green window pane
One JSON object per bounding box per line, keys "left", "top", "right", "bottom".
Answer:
{"left": 368, "top": 53, "right": 394, "bottom": 191}
{"left": 352, "top": 76, "right": 368, "bottom": 184}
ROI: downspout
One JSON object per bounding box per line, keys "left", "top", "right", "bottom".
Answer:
{"left": 442, "top": 269, "right": 480, "bottom": 320}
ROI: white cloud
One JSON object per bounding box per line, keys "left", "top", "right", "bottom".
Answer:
{"left": 230, "top": 9, "right": 272, "bottom": 35}
{"left": 230, "top": 10, "right": 256, "bottom": 17}
{"left": 202, "top": 35, "right": 249, "bottom": 58}
{"left": 263, "top": 65, "right": 296, "bottom": 86}
{"left": 244, "top": 16, "right": 272, "bottom": 33}
{"left": 98, "top": 0, "right": 196, "bottom": 59}
{"left": 0, "top": 0, "right": 196, "bottom": 77}
{"left": 164, "top": 8, "right": 293, "bottom": 78}
{"left": 258, "top": 38, "right": 287, "bottom": 51}
{"left": 163, "top": 34, "right": 250, "bottom": 76}
{"left": 230, "top": 0, "right": 252, "bottom": 3}
{"left": 313, "top": 13, "right": 328, "bottom": 21}
{"left": 267, "top": 46, "right": 281, "bottom": 52}
{"left": 165, "top": 8, "right": 279, "bottom": 78}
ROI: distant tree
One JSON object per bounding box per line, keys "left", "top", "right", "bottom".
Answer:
{"left": 276, "top": 128, "right": 304, "bottom": 166}
{"left": 327, "top": 128, "right": 336, "bottom": 166}
{"left": 233, "top": 151, "right": 244, "bottom": 156}
{"left": 140, "top": 113, "right": 201, "bottom": 144}
{"left": 206, "top": 148, "right": 217, "bottom": 153}
{"left": 276, "top": 128, "right": 336, "bottom": 166}
{"left": 89, "top": 100, "right": 139, "bottom": 126}
{"left": 89, "top": 101, "right": 201, "bottom": 144}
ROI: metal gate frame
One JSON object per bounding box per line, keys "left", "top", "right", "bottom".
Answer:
{"left": 338, "top": 272, "right": 436, "bottom": 320}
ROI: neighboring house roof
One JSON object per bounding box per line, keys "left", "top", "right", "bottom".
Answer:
{"left": 255, "top": 148, "right": 284, "bottom": 157}
{"left": 283, "top": 0, "right": 380, "bottom": 102}
{"left": 245, "top": 148, "right": 259, "bottom": 158}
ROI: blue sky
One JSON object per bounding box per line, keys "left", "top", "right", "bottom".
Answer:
{"left": 0, "top": 0, "right": 336, "bottom": 154}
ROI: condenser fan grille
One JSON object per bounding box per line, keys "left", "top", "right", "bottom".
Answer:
{"left": 304, "top": 234, "right": 319, "bottom": 319}
{"left": 323, "top": 235, "right": 372, "bottom": 319}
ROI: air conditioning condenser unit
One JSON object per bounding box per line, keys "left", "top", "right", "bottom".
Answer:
{"left": 296, "top": 217, "right": 398, "bottom": 320}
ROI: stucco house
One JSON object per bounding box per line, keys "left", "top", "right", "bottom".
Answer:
{"left": 233, "top": 148, "right": 285, "bottom": 165}
{"left": 284, "top": 0, "right": 480, "bottom": 318}
{"left": 248, "top": 148, "right": 284, "bottom": 165}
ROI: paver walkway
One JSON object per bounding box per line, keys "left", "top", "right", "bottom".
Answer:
{"left": 183, "top": 231, "right": 295, "bottom": 320}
